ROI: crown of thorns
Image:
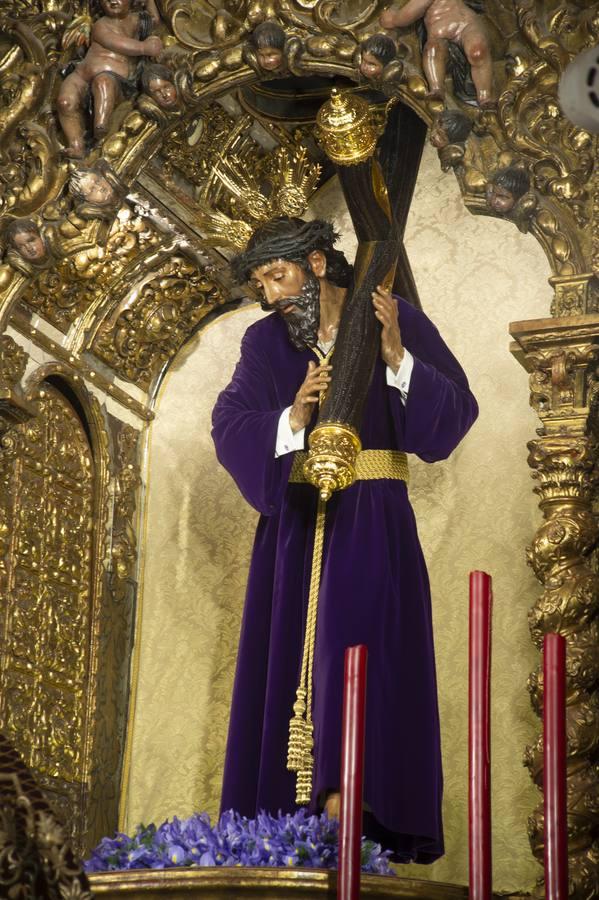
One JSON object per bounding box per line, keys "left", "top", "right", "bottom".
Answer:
{"left": 230, "top": 217, "right": 338, "bottom": 284}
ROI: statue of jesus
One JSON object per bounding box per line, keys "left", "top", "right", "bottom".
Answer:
{"left": 212, "top": 215, "right": 478, "bottom": 862}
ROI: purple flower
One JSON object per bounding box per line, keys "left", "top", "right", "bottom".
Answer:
{"left": 83, "top": 809, "right": 395, "bottom": 876}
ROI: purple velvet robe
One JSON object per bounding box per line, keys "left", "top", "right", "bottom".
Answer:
{"left": 211, "top": 297, "right": 478, "bottom": 863}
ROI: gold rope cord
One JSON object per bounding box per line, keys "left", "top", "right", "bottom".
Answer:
{"left": 286, "top": 446, "right": 409, "bottom": 805}
{"left": 287, "top": 496, "right": 327, "bottom": 805}
{"left": 287, "top": 343, "right": 331, "bottom": 805}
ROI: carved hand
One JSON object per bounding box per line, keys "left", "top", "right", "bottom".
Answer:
{"left": 289, "top": 361, "right": 332, "bottom": 433}
{"left": 372, "top": 286, "right": 404, "bottom": 374}
{"left": 144, "top": 36, "right": 163, "bottom": 57}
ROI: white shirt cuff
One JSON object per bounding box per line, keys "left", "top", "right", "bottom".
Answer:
{"left": 386, "top": 349, "right": 414, "bottom": 404}
{"left": 275, "top": 406, "right": 305, "bottom": 457}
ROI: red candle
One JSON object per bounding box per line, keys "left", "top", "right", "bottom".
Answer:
{"left": 338, "top": 645, "right": 367, "bottom": 900}
{"left": 468, "top": 571, "right": 493, "bottom": 900}
{"left": 543, "top": 633, "right": 568, "bottom": 899}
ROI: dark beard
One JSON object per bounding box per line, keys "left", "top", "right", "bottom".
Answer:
{"left": 261, "top": 271, "right": 320, "bottom": 351}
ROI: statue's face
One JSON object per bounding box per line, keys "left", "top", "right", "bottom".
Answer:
{"left": 429, "top": 120, "right": 449, "bottom": 149}
{"left": 101, "top": 0, "right": 130, "bottom": 16}
{"left": 360, "top": 51, "right": 384, "bottom": 80}
{"left": 486, "top": 182, "right": 515, "bottom": 214}
{"left": 257, "top": 47, "right": 284, "bottom": 71}
{"left": 79, "top": 173, "right": 117, "bottom": 206}
{"left": 250, "top": 259, "right": 307, "bottom": 311}
{"left": 12, "top": 228, "right": 46, "bottom": 262}
{"left": 249, "top": 256, "right": 321, "bottom": 351}
{"left": 148, "top": 77, "right": 178, "bottom": 109}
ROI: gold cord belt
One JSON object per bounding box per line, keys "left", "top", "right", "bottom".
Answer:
{"left": 289, "top": 449, "right": 410, "bottom": 484}
{"left": 286, "top": 449, "right": 409, "bottom": 805}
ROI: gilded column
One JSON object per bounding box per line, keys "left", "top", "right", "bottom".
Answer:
{"left": 0, "top": 336, "right": 36, "bottom": 438}
{"left": 510, "top": 314, "right": 599, "bottom": 898}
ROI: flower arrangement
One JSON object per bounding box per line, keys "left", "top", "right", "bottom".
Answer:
{"left": 84, "top": 809, "right": 395, "bottom": 876}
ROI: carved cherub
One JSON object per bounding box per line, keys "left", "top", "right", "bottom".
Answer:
{"left": 2, "top": 218, "right": 56, "bottom": 276}
{"left": 380, "top": 0, "right": 495, "bottom": 107}
{"left": 68, "top": 159, "right": 125, "bottom": 221}
{"left": 355, "top": 33, "right": 404, "bottom": 87}
{"left": 429, "top": 108, "right": 472, "bottom": 169}
{"left": 486, "top": 165, "right": 537, "bottom": 233}
{"left": 57, "top": 0, "right": 163, "bottom": 159}
{"left": 242, "top": 21, "right": 303, "bottom": 76}
{"left": 139, "top": 63, "right": 179, "bottom": 110}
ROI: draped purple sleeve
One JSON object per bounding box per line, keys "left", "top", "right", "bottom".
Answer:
{"left": 390, "top": 298, "right": 478, "bottom": 462}
{"left": 211, "top": 325, "right": 296, "bottom": 516}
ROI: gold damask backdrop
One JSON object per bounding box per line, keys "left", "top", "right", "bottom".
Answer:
{"left": 123, "top": 142, "right": 551, "bottom": 891}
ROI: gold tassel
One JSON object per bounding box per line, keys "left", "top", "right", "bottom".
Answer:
{"left": 287, "top": 497, "right": 327, "bottom": 805}
{"left": 287, "top": 690, "right": 307, "bottom": 772}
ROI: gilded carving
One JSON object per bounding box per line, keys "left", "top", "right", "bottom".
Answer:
{"left": 354, "top": 33, "right": 404, "bottom": 89}
{"left": 512, "top": 317, "right": 599, "bottom": 898}
{"left": 593, "top": 143, "right": 599, "bottom": 279}
{"left": 17, "top": 212, "right": 161, "bottom": 332}
{"left": 0, "top": 382, "right": 94, "bottom": 847}
{"left": 0, "top": 372, "right": 128, "bottom": 854}
{"left": 0, "top": 334, "right": 36, "bottom": 436}
{"left": 1, "top": 218, "right": 58, "bottom": 277}
{"left": 137, "top": 63, "right": 181, "bottom": 120}
{"left": 429, "top": 110, "right": 473, "bottom": 172}
{"left": 56, "top": 0, "right": 162, "bottom": 159}
{"left": 242, "top": 21, "right": 304, "bottom": 76}
{"left": 92, "top": 254, "right": 226, "bottom": 388}
{"left": 159, "top": 105, "right": 237, "bottom": 190}
{"left": 68, "top": 160, "right": 127, "bottom": 223}
{"left": 0, "top": 0, "right": 593, "bottom": 333}
{"left": 0, "top": 20, "right": 61, "bottom": 220}
{"left": 19, "top": 265, "right": 98, "bottom": 332}
{"left": 514, "top": 319, "right": 599, "bottom": 435}
{"left": 110, "top": 423, "right": 141, "bottom": 604}
{"left": 303, "top": 422, "right": 362, "bottom": 501}
{"left": 549, "top": 274, "right": 593, "bottom": 317}
{"left": 524, "top": 435, "right": 599, "bottom": 899}
{"left": 0, "top": 334, "right": 27, "bottom": 391}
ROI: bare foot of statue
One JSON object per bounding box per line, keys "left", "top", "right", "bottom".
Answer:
{"left": 324, "top": 791, "right": 340, "bottom": 819}
{"left": 63, "top": 142, "right": 86, "bottom": 159}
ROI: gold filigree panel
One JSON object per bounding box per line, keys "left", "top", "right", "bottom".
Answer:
{"left": 92, "top": 255, "right": 226, "bottom": 389}
{"left": 18, "top": 267, "right": 98, "bottom": 334}
{"left": 160, "top": 106, "right": 237, "bottom": 192}
{"left": 0, "top": 384, "right": 93, "bottom": 796}
{"left": 16, "top": 215, "right": 162, "bottom": 334}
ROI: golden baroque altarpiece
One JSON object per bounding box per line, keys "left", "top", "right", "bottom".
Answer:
{"left": 0, "top": 0, "right": 596, "bottom": 894}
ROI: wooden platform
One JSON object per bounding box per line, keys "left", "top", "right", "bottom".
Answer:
{"left": 89, "top": 868, "right": 475, "bottom": 899}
